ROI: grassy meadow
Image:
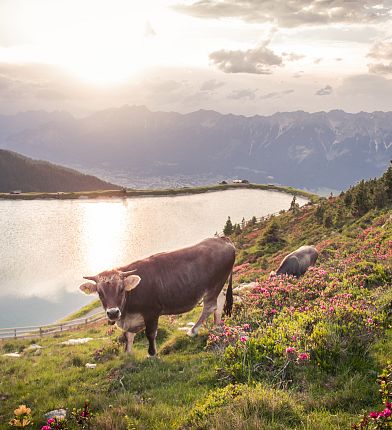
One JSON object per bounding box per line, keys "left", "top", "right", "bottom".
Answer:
{"left": 0, "top": 169, "right": 391, "bottom": 429}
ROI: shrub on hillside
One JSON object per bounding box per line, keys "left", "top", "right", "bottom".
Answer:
{"left": 210, "top": 258, "right": 386, "bottom": 383}
{"left": 353, "top": 362, "right": 392, "bottom": 429}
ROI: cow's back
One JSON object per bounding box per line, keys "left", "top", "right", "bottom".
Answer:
{"left": 277, "top": 255, "right": 300, "bottom": 276}
{"left": 277, "top": 245, "right": 318, "bottom": 276}
{"left": 120, "top": 237, "right": 235, "bottom": 315}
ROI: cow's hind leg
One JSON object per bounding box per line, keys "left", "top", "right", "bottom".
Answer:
{"left": 214, "top": 288, "right": 226, "bottom": 326}
{"left": 188, "top": 299, "right": 217, "bottom": 337}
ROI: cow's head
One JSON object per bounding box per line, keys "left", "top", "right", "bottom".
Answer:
{"left": 79, "top": 270, "right": 141, "bottom": 321}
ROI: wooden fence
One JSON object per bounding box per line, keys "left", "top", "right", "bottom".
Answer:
{"left": 0, "top": 311, "right": 106, "bottom": 340}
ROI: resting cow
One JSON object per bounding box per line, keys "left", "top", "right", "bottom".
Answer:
{"left": 272, "top": 245, "right": 318, "bottom": 277}
{"left": 79, "top": 237, "right": 235, "bottom": 356}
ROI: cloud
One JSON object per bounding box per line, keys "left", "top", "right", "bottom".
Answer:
{"left": 209, "top": 41, "right": 283, "bottom": 74}
{"left": 145, "top": 20, "right": 157, "bottom": 37}
{"left": 292, "top": 71, "right": 305, "bottom": 78}
{"left": 368, "top": 38, "right": 392, "bottom": 60}
{"left": 259, "top": 89, "right": 294, "bottom": 99}
{"left": 200, "top": 79, "right": 225, "bottom": 91}
{"left": 0, "top": 73, "right": 44, "bottom": 100}
{"left": 260, "top": 92, "right": 279, "bottom": 100}
{"left": 368, "top": 62, "right": 392, "bottom": 74}
{"left": 0, "top": 62, "right": 109, "bottom": 110}
{"left": 228, "top": 88, "right": 258, "bottom": 100}
{"left": 174, "top": 0, "right": 392, "bottom": 27}
{"left": 148, "top": 79, "right": 186, "bottom": 93}
{"left": 315, "top": 85, "right": 333, "bottom": 96}
{"left": 282, "top": 52, "right": 305, "bottom": 61}
{"left": 34, "top": 88, "right": 67, "bottom": 100}
{"left": 339, "top": 74, "right": 392, "bottom": 101}
{"left": 367, "top": 38, "right": 392, "bottom": 75}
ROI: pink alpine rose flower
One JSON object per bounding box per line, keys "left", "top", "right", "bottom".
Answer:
{"left": 298, "top": 352, "right": 310, "bottom": 361}
{"left": 383, "top": 408, "right": 391, "bottom": 417}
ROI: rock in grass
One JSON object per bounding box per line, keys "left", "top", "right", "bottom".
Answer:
{"left": 27, "top": 344, "right": 43, "bottom": 351}
{"left": 44, "top": 409, "right": 67, "bottom": 420}
{"left": 61, "top": 337, "right": 93, "bottom": 345}
{"left": 2, "top": 352, "right": 21, "bottom": 358}
{"left": 85, "top": 363, "right": 97, "bottom": 369}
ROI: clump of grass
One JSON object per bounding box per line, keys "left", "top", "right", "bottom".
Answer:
{"left": 181, "top": 384, "right": 304, "bottom": 430}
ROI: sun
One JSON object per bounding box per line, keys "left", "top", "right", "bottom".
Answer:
{"left": 58, "top": 14, "right": 147, "bottom": 85}
{"left": 62, "top": 40, "right": 144, "bottom": 86}
{"left": 3, "top": 0, "right": 155, "bottom": 86}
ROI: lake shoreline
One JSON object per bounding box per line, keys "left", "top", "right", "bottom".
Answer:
{"left": 0, "top": 182, "right": 319, "bottom": 203}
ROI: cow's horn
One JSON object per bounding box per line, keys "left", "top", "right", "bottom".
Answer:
{"left": 83, "top": 275, "right": 98, "bottom": 282}
{"left": 120, "top": 270, "right": 137, "bottom": 278}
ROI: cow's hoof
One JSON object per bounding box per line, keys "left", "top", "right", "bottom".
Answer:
{"left": 147, "top": 354, "right": 158, "bottom": 359}
{"left": 187, "top": 329, "right": 198, "bottom": 337}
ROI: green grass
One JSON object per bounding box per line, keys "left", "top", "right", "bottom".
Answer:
{"left": 1, "top": 175, "right": 391, "bottom": 429}
{"left": 0, "top": 315, "right": 219, "bottom": 430}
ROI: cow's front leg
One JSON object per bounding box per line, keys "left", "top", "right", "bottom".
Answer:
{"left": 125, "top": 332, "right": 136, "bottom": 354}
{"left": 145, "top": 316, "right": 159, "bottom": 356}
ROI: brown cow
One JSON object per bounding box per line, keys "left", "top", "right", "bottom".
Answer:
{"left": 271, "top": 245, "right": 319, "bottom": 277}
{"left": 79, "top": 237, "right": 235, "bottom": 356}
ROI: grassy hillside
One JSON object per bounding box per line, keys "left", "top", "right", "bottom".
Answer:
{"left": 0, "top": 168, "right": 391, "bottom": 429}
{"left": 0, "top": 149, "right": 120, "bottom": 192}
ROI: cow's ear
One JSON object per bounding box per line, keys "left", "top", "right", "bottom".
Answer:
{"left": 123, "top": 275, "right": 141, "bottom": 292}
{"left": 79, "top": 282, "right": 97, "bottom": 295}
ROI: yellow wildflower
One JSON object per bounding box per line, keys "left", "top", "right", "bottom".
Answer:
{"left": 9, "top": 405, "right": 32, "bottom": 427}
{"left": 14, "top": 405, "right": 31, "bottom": 416}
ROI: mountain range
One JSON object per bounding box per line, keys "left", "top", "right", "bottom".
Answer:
{"left": 0, "top": 149, "right": 118, "bottom": 193}
{"left": 0, "top": 106, "right": 391, "bottom": 192}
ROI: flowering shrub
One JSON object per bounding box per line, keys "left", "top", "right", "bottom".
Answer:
{"left": 206, "top": 323, "right": 251, "bottom": 350}
{"left": 223, "top": 325, "right": 312, "bottom": 384}
{"left": 353, "top": 363, "right": 392, "bottom": 429}
{"left": 41, "top": 417, "right": 68, "bottom": 430}
{"left": 71, "top": 401, "right": 93, "bottom": 430}
{"left": 216, "top": 211, "right": 392, "bottom": 385}
{"left": 8, "top": 405, "right": 33, "bottom": 428}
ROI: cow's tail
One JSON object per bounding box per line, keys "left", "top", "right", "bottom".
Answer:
{"left": 223, "top": 271, "right": 233, "bottom": 317}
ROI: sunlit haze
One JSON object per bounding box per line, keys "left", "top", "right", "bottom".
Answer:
{"left": 1, "top": 0, "right": 392, "bottom": 114}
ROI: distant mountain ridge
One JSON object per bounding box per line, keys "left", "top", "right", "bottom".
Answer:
{"left": 0, "top": 106, "right": 391, "bottom": 191}
{"left": 0, "top": 149, "right": 119, "bottom": 193}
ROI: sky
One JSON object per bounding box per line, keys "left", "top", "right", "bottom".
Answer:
{"left": 0, "top": 0, "right": 392, "bottom": 116}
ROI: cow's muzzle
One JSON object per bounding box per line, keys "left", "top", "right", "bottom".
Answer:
{"left": 106, "top": 307, "right": 121, "bottom": 321}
